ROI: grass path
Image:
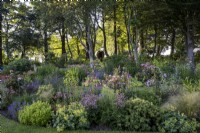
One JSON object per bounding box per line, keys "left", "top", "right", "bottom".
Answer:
{"left": 0, "top": 114, "right": 157, "bottom": 133}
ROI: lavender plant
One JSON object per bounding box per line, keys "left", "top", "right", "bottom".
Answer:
{"left": 7, "top": 101, "right": 26, "bottom": 120}
{"left": 81, "top": 94, "right": 99, "bottom": 109}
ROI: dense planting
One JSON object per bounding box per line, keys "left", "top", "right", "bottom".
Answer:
{"left": 0, "top": 57, "right": 200, "bottom": 132}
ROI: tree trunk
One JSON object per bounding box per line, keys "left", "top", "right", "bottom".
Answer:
{"left": 76, "top": 37, "right": 80, "bottom": 56}
{"left": 123, "top": 1, "right": 132, "bottom": 56}
{"left": 140, "top": 29, "right": 144, "bottom": 53}
{"left": 61, "top": 21, "right": 66, "bottom": 55}
{"left": 113, "top": 0, "right": 117, "bottom": 55}
{"left": 21, "top": 44, "right": 26, "bottom": 58}
{"left": 170, "top": 29, "right": 176, "bottom": 58}
{"left": 134, "top": 26, "right": 139, "bottom": 64}
{"left": 0, "top": 1, "right": 3, "bottom": 66}
{"left": 66, "top": 32, "right": 73, "bottom": 59}
{"left": 44, "top": 29, "right": 48, "bottom": 61}
{"left": 102, "top": 12, "right": 109, "bottom": 57}
{"left": 5, "top": 15, "right": 10, "bottom": 58}
{"left": 127, "top": 16, "right": 138, "bottom": 64}
{"left": 85, "top": 25, "right": 89, "bottom": 60}
{"left": 185, "top": 23, "right": 195, "bottom": 72}
{"left": 153, "top": 25, "right": 157, "bottom": 58}
{"left": 86, "top": 24, "right": 94, "bottom": 69}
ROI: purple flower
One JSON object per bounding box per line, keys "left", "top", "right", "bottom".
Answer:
{"left": 26, "top": 80, "right": 40, "bottom": 94}
{"left": 81, "top": 94, "right": 99, "bottom": 109}
{"left": 7, "top": 101, "right": 27, "bottom": 120}
{"left": 115, "top": 93, "right": 125, "bottom": 108}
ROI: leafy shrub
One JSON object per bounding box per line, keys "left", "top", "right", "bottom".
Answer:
{"left": 103, "top": 54, "right": 126, "bottom": 74}
{"left": 136, "top": 62, "right": 161, "bottom": 86}
{"left": 18, "top": 101, "right": 52, "bottom": 126}
{"left": 128, "top": 77, "right": 143, "bottom": 88}
{"left": 115, "top": 93, "right": 126, "bottom": 108}
{"left": 119, "top": 98, "right": 160, "bottom": 131}
{"left": 103, "top": 54, "right": 139, "bottom": 76}
{"left": 4, "top": 58, "right": 32, "bottom": 74}
{"left": 97, "top": 86, "right": 117, "bottom": 127}
{"left": 25, "top": 80, "right": 40, "bottom": 94}
{"left": 45, "top": 52, "right": 57, "bottom": 64}
{"left": 81, "top": 94, "right": 99, "bottom": 109}
{"left": 152, "top": 59, "right": 175, "bottom": 75}
{"left": 56, "top": 53, "right": 68, "bottom": 68}
{"left": 182, "top": 78, "right": 200, "bottom": 92}
{"left": 162, "top": 92, "right": 200, "bottom": 120}
{"left": 35, "top": 64, "right": 58, "bottom": 82}
{"left": 13, "top": 93, "right": 34, "bottom": 104}
{"left": 0, "top": 84, "right": 14, "bottom": 109}
{"left": 103, "top": 69, "right": 132, "bottom": 90}
{"left": 83, "top": 75, "right": 102, "bottom": 89}
{"left": 64, "top": 67, "right": 87, "bottom": 87}
{"left": 176, "top": 63, "right": 194, "bottom": 80}
{"left": 4, "top": 75, "right": 24, "bottom": 93}
{"left": 36, "top": 84, "right": 54, "bottom": 102}
{"left": 7, "top": 101, "right": 26, "bottom": 120}
{"left": 159, "top": 111, "right": 199, "bottom": 133}
{"left": 81, "top": 93, "right": 100, "bottom": 125}
{"left": 52, "top": 102, "right": 89, "bottom": 132}
{"left": 44, "top": 71, "right": 64, "bottom": 90}
{"left": 124, "top": 87, "right": 161, "bottom": 105}
{"left": 159, "top": 77, "right": 183, "bottom": 102}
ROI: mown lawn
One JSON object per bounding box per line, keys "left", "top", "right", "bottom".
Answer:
{"left": 0, "top": 115, "right": 157, "bottom": 133}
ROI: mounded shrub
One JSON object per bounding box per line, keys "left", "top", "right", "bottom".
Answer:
{"left": 18, "top": 101, "right": 51, "bottom": 126}
{"left": 125, "top": 87, "right": 161, "bottom": 105}
{"left": 52, "top": 102, "right": 89, "bottom": 132}
{"left": 64, "top": 67, "right": 87, "bottom": 86}
{"left": 35, "top": 64, "right": 58, "bottom": 82}
{"left": 159, "top": 111, "right": 199, "bottom": 133}
{"left": 36, "top": 84, "right": 54, "bottom": 102}
{"left": 118, "top": 98, "right": 160, "bottom": 131}
{"left": 97, "top": 86, "right": 116, "bottom": 126}
{"left": 4, "top": 58, "right": 32, "bottom": 74}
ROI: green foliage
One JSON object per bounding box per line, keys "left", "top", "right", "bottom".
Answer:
{"left": 159, "top": 77, "right": 183, "bottom": 102}
{"left": 52, "top": 102, "right": 89, "bottom": 132}
{"left": 103, "top": 69, "right": 132, "bottom": 90}
{"left": 35, "top": 64, "right": 59, "bottom": 82}
{"left": 0, "top": 84, "right": 13, "bottom": 109}
{"left": 97, "top": 86, "right": 117, "bottom": 126}
{"left": 162, "top": 92, "right": 200, "bottom": 120}
{"left": 176, "top": 63, "right": 194, "bottom": 80}
{"left": 4, "top": 75, "right": 25, "bottom": 94}
{"left": 152, "top": 59, "right": 175, "bottom": 75}
{"left": 159, "top": 111, "right": 199, "bottom": 133}
{"left": 18, "top": 101, "right": 52, "bottom": 126}
{"left": 4, "top": 58, "right": 32, "bottom": 74}
{"left": 36, "top": 84, "right": 54, "bottom": 102}
{"left": 45, "top": 52, "right": 57, "bottom": 64}
{"left": 103, "top": 54, "right": 139, "bottom": 76}
{"left": 118, "top": 98, "right": 160, "bottom": 131}
{"left": 56, "top": 54, "right": 68, "bottom": 68}
{"left": 64, "top": 67, "right": 87, "bottom": 87}
{"left": 136, "top": 62, "right": 161, "bottom": 86}
{"left": 124, "top": 87, "right": 161, "bottom": 105}
{"left": 182, "top": 78, "right": 200, "bottom": 92}
{"left": 128, "top": 77, "right": 143, "bottom": 87}
{"left": 13, "top": 93, "right": 35, "bottom": 104}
